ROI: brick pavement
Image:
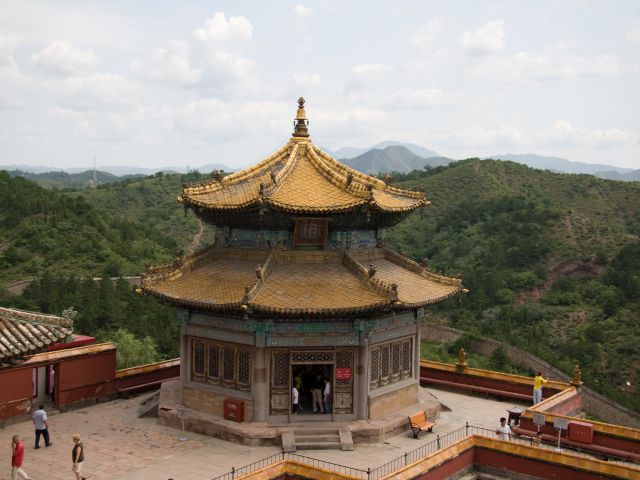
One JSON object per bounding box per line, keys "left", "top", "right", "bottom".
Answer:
{"left": 0, "top": 388, "right": 527, "bottom": 480}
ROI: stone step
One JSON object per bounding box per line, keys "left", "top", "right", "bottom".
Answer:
{"left": 295, "top": 433, "right": 341, "bottom": 443}
{"left": 295, "top": 441, "right": 343, "bottom": 450}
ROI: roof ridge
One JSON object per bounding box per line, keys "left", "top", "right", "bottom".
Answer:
{"left": 0, "top": 306, "right": 73, "bottom": 328}
{"left": 244, "top": 248, "right": 277, "bottom": 307}
{"left": 262, "top": 142, "right": 300, "bottom": 197}
{"left": 342, "top": 249, "right": 398, "bottom": 304}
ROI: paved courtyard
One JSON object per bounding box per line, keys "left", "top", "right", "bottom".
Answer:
{"left": 0, "top": 388, "right": 527, "bottom": 480}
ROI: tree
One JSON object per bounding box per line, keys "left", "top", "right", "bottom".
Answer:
{"left": 97, "top": 328, "right": 160, "bottom": 369}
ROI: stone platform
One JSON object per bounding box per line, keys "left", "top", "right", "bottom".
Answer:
{"left": 157, "top": 379, "right": 441, "bottom": 446}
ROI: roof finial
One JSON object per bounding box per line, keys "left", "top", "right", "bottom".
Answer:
{"left": 293, "top": 97, "right": 309, "bottom": 137}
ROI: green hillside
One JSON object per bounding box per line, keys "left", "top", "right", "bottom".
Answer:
{"left": 75, "top": 171, "right": 214, "bottom": 251}
{"left": 7, "top": 169, "right": 136, "bottom": 189}
{"left": 0, "top": 171, "right": 176, "bottom": 286}
{"left": 387, "top": 159, "right": 640, "bottom": 410}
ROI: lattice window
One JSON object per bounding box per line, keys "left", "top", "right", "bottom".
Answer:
{"left": 336, "top": 350, "right": 353, "bottom": 386}
{"left": 190, "top": 338, "right": 251, "bottom": 391}
{"left": 380, "top": 344, "right": 390, "bottom": 385}
{"left": 192, "top": 340, "right": 206, "bottom": 379}
{"left": 369, "top": 336, "right": 414, "bottom": 390}
{"left": 370, "top": 348, "right": 380, "bottom": 388}
{"left": 223, "top": 346, "right": 235, "bottom": 382}
{"left": 291, "top": 351, "right": 334, "bottom": 363}
{"left": 238, "top": 350, "right": 251, "bottom": 387}
{"left": 207, "top": 344, "right": 220, "bottom": 382}
{"left": 401, "top": 339, "right": 412, "bottom": 378}
{"left": 392, "top": 342, "right": 401, "bottom": 377}
{"left": 272, "top": 351, "right": 290, "bottom": 387}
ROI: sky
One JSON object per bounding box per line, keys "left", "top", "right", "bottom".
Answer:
{"left": 0, "top": 0, "right": 639, "bottom": 171}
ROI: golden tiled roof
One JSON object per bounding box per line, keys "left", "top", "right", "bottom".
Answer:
{"left": 0, "top": 307, "right": 74, "bottom": 363}
{"left": 179, "top": 100, "right": 428, "bottom": 215}
{"left": 142, "top": 246, "right": 462, "bottom": 317}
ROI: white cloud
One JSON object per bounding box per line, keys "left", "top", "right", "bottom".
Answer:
{"left": 54, "top": 73, "right": 137, "bottom": 111}
{"left": 509, "top": 51, "right": 621, "bottom": 80}
{"left": 314, "top": 107, "right": 386, "bottom": 126}
{"left": 0, "top": 34, "right": 21, "bottom": 56}
{"left": 431, "top": 123, "right": 528, "bottom": 149}
{"left": 460, "top": 20, "right": 505, "bottom": 56}
{"left": 391, "top": 87, "right": 462, "bottom": 108}
{"left": 32, "top": 40, "right": 97, "bottom": 76}
{"left": 293, "top": 73, "right": 322, "bottom": 86}
{"left": 352, "top": 63, "right": 393, "bottom": 78}
{"left": 627, "top": 19, "right": 640, "bottom": 43}
{"left": 410, "top": 18, "right": 446, "bottom": 46}
{"left": 293, "top": 4, "right": 312, "bottom": 18}
{"left": 194, "top": 12, "right": 253, "bottom": 44}
{"left": 131, "top": 40, "right": 201, "bottom": 86}
{"left": 544, "top": 121, "right": 637, "bottom": 148}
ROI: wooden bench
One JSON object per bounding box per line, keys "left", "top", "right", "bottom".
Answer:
{"left": 409, "top": 411, "right": 436, "bottom": 439}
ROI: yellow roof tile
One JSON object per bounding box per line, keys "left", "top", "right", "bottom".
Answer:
{"left": 179, "top": 101, "right": 428, "bottom": 215}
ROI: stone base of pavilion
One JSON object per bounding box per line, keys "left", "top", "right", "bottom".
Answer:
{"left": 157, "top": 379, "right": 441, "bottom": 446}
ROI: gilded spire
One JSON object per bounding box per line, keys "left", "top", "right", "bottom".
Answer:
{"left": 293, "top": 97, "right": 309, "bottom": 137}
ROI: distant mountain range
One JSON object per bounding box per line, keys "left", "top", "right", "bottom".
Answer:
{"left": 341, "top": 146, "right": 452, "bottom": 174}
{"left": 2, "top": 142, "right": 637, "bottom": 181}
{"left": 486, "top": 153, "right": 634, "bottom": 175}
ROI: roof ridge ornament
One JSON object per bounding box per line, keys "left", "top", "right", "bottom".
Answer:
{"left": 292, "top": 97, "right": 310, "bottom": 137}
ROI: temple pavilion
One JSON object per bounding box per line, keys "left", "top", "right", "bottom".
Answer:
{"left": 142, "top": 98, "right": 462, "bottom": 428}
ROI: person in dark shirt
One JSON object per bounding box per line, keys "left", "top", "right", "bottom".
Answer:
{"left": 71, "top": 434, "right": 86, "bottom": 480}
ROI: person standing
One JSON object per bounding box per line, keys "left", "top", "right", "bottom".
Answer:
{"left": 292, "top": 385, "right": 299, "bottom": 414}
{"left": 323, "top": 377, "right": 331, "bottom": 414}
{"left": 71, "top": 434, "right": 86, "bottom": 480}
{"left": 11, "top": 435, "right": 31, "bottom": 480}
{"left": 495, "top": 417, "right": 512, "bottom": 441}
{"left": 33, "top": 404, "right": 52, "bottom": 448}
{"left": 533, "top": 372, "right": 548, "bottom": 405}
{"left": 311, "top": 373, "right": 324, "bottom": 413}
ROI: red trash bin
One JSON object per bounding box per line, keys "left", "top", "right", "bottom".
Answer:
{"left": 223, "top": 398, "right": 245, "bottom": 422}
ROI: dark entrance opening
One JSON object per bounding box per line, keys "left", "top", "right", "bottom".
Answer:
{"left": 292, "top": 364, "right": 332, "bottom": 415}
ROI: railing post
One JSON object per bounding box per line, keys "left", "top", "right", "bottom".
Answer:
{"left": 465, "top": 421, "right": 469, "bottom": 435}
{"left": 367, "top": 467, "right": 371, "bottom": 480}
{"left": 231, "top": 466, "right": 235, "bottom": 479}
{"left": 404, "top": 451, "right": 408, "bottom": 466}
{"left": 437, "top": 434, "right": 441, "bottom": 449}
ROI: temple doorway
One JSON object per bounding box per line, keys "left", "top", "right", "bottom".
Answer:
{"left": 292, "top": 364, "right": 332, "bottom": 415}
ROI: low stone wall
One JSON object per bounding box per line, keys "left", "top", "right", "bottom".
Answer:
{"left": 368, "top": 381, "right": 418, "bottom": 419}
{"left": 421, "top": 324, "right": 640, "bottom": 428}
{"left": 183, "top": 385, "right": 255, "bottom": 422}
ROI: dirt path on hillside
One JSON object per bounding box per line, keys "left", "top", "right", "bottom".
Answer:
{"left": 188, "top": 219, "right": 204, "bottom": 254}
{"left": 514, "top": 261, "right": 605, "bottom": 305}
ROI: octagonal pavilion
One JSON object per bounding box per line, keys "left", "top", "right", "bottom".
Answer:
{"left": 142, "top": 98, "right": 462, "bottom": 427}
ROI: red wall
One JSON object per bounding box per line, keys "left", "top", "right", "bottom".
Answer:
{"left": 57, "top": 350, "right": 117, "bottom": 408}
{"left": 412, "top": 448, "right": 474, "bottom": 480}
{"left": 421, "top": 366, "right": 564, "bottom": 399}
{"left": 475, "top": 447, "right": 623, "bottom": 479}
{"left": 0, "top": 368, "right": 32, "bottom": 420}
{"left": 114, "top": 363, "right": 180, "bottom": 391}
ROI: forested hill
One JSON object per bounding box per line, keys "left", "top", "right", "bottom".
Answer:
{"left": 76, "top": 171, "right": 213, "bottom": 251}
{"left": 386, "top": 159, "right": 640, "bottom": 411}
{"left": 0, "top": 171, "right": 176, "bottom": 286}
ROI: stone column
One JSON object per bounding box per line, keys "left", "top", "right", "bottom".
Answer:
{"left": 253, "top": 343, "right": 268, "bottom": 421}
{"left": 356, "top": 341, "right": 369, "bottom": 420}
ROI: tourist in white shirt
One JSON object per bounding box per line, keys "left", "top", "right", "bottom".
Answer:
{"left": 323, "top": 378, "right": 331, "bottom": 414}
{"left": 496, "top": 417, "right": 512, "bottom": 441}
{"left": 292, "top": 385, "right": 299, "bottom": 414}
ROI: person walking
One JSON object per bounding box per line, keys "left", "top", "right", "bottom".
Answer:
{"left": 323, "top": 377, "right": 331, "bottom": 414}
{"left": 292, "top": 385, "right": 299, "bottom": 414}
{"left": 495, "top": 417, "right": 512, "bottom": 441}
{"left": 32, "top": 404, "right": 52, "bottom": 449}
{"left": 11, "top": 435, "right": 31, "bottom": 480}
{"left": 533, "top": 372, "right": 548, "bottom": 405}
{"left": 311, "top": 373, "right": 324, "bottom": 413}
{"left": 71, "top": 434, "right": 86, "bottom": 480}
